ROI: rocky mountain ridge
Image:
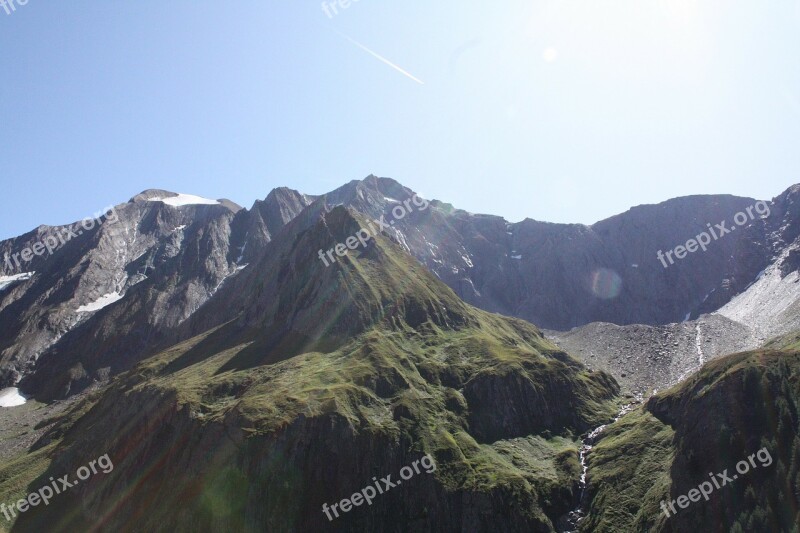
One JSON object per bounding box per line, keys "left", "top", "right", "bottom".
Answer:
{"left": 547, "top": 186, "right": 800, "bottom": 395}
{"left": 2, "top": 178, "right": 799, "bottom": 398}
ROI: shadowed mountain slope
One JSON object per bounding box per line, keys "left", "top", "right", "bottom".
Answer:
{"left": 581, "top": 348, "right": 800, "bottom": 532}
{"left": 6, "top": 207, "right": 621, "bottom": 532}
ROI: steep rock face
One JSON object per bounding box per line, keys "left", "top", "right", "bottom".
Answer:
{"left": 648, "top": 351, "right": 800, "bottom": 532}
{"left": 301, "top": 179, "right": 796, "bottom": 331}
{"left": 464, "top": 360, "right": 619, "bottom": 443}
{"left": 0, "top": 195, "right": 240, "bottom": 387}
{"left": 407, "top": 195, "right": 765, "bottom": 329}
{"left": 5, "top": 189, "right": 311, "bottom": 396}
{"left": 260, "top": 177, "right": 797, "bottom": 332}
{"left": 229, "top": 186, "right": 317, "bottom": 266}
{"left": 544, "top": 185, "right": 800, "bottom": 395}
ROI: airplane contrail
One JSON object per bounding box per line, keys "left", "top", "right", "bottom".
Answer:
{"left": 335, "top": 30, "right": 425, "bottom": 85}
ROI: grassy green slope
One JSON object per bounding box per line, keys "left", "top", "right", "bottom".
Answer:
{"left": 765, "top": 330, "right": 800, "bottom": 351}
{"left": 3, "top": 208, "right": 622, "bottom": 532}
{"left": 579, "top": 408, "right": 674, "bottom": 532}
{"left": 584, "top": 349, "right": 800, "bottom": 533}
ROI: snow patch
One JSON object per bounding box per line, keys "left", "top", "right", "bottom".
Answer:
{"left": 393, "top": 230, "right": 411, "bottom": 253}
{"left": 0, "top": 387, "right": 26, "bottom": 407}
{"left": 77, "top": 292, "right": 124, "bottom": 313}
{"left": 511, "top": 255, "right": 522, "bottom": 260}
{"left": 383, "top": 197, "right": 400, "bottom": 203}
{"left": 0, "top": 272, "right": 34, "bottom": 291}
{"left": 701, "top": 289, "right": 714, "bottom": 304}
{"left": 236, "top": 234, "right": 249, "bottom": 264}
{"left": 149, "top": 194, "right": 219, "bottom": 207}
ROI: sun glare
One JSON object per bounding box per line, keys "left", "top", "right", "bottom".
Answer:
{"left": 543, "top": 47, "right": 559, "bottom": 63}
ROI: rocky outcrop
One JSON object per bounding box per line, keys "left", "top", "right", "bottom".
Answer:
{"left": 2, "top": 189, "right": 310, "bottom": 396}
{"left": 464, "top": 361, "right": 619, "bottom": 443}
{"left": 647, "top": 350, "right": 800, "bottom": 532}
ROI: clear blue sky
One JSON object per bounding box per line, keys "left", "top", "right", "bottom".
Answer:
{"left": 1, "top": 1, "right": 799, "bottom": 239}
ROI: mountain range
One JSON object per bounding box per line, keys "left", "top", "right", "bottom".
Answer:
{"left": 0, "top": 176, "right": 798, "bottom": 532}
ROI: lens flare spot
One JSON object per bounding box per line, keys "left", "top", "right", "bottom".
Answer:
{"left": 590, "top": 269, "right": 622, "bottom": 299}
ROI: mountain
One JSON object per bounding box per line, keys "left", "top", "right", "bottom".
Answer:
{"left": 1, "top": 176, "right": 799, "bottom": 532}
{"left": 4, "top": 178, "right": 798, "bottom": 400}
{"left": 581, "top": 346, "right": 800, "bottom": 532}
{"left": 546, "top": 184, "right": 800, "bottom": 395}
{"left": 5, "top": 207, "right": 620, "bottom": 532}
{"left": 1, "top": 189, "right": 314, "bottom": 396}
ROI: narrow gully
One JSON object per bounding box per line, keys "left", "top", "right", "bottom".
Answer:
{"left": 562, "top": 396, "right": 642, "bottom": 532}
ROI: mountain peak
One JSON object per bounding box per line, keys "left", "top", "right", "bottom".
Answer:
{"left": 129, "top": 189, "right": 241, "bottom": 212}
{"left": 171, "top": 204, "right": 477, "bottom": 372}
{"left": 129, "top": 189, "right": 179, "bottom": 202}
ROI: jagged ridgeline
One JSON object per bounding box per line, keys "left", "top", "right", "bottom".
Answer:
{"left": 3, "top": 207, "right": 621, "bottom": 532}
{"left": 581, "top": 346, "right": 800, "bottom": 533}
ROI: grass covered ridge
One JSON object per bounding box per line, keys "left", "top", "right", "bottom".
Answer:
{"left": 584, "top": 349, "right": 800, "bottom": 532}
{"left": 2, "top": 207, "right": 623, "bottom": 531}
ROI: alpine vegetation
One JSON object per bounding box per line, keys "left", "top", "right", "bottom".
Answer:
{"left": 2, "top": 178, "right": 800, "bottom": 532}
{"left": 2, "top": 2, "right": 799, "bottom": 531}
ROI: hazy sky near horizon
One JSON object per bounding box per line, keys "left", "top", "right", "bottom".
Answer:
{"left": 1, "top": 1, "right": 799, "bottom": 239}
